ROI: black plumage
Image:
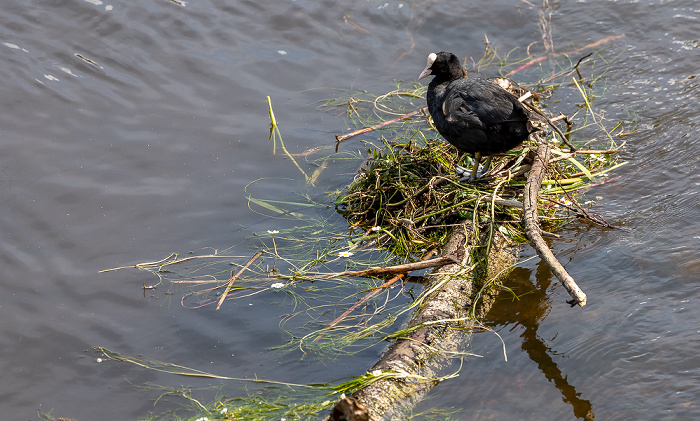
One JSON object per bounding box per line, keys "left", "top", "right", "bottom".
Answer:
{"left": 419, "top": 52, "right": 537, "bottom": 181}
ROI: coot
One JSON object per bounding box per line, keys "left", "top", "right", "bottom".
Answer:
{"left": 419, "top": 52, "right": 537, "bottom": 181}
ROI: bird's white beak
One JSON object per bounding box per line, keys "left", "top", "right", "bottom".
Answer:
{"left": 418, "top": 66, "right": 432, "bottom": 80}
{"left": 418, "top": 52, "right": 437, "bottom": 80}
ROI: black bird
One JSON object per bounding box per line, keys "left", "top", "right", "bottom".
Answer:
{"left": 419, "top": 52, "right": 537, "bottom": 181}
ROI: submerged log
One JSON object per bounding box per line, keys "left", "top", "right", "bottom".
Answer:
{"left": 334, "top": 223, "right": 516, "bottom": 420}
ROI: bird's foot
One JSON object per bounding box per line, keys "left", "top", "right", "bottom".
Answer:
{"left": 455, "top": 165, "right": 470, "bottom": 178}
{"left": 455, "top": 164, "right": 486, "bottom": 182}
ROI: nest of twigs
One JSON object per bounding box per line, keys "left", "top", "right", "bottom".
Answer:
{"left": 337, "top": 122, "right": 618, "bottom": 259}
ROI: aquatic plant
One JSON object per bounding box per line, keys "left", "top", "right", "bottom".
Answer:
{"left": 100, "top": 30, "right": 632, "bottom": 420}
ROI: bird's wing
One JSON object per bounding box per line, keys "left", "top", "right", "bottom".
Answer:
{"left": 442, "top": 79, "right": 523, "bottom": 129}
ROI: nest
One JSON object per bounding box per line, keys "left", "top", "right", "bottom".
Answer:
{"left": 340, "top": 135, "right": 533, "bottom": 254}
{"left": 337, "top": 112, "right": 621, "bottom": 261}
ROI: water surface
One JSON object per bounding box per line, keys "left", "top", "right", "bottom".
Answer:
{"left": 0, "top": 0, "right": 698, "bottom": 419}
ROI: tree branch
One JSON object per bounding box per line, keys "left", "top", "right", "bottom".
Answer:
{"left": 523, "top": 141, "right": 587, "bottom": 306}
{"left": 334, "top": 255, "right": 458, "bottom": 278}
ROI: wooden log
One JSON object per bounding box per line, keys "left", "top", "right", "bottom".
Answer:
{"left": 331, "top": 224, "right": 515, "bottom": 420}
{"left": 324, "top": 141, "right": 589, "bottom": 419}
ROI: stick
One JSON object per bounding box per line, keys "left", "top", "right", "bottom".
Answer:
{"left": 520, "top": 100, "right": 577, "bottom": 152}
{"left": 335, "top": 108, "right": 425, "bottom": 142}
{"left": 315, "top": 273, "right": 405, "bottom": 342}
{"left": 542, "top": 53, "right": 593, "bottom": 83}
{"left": 547, "top": 197, "right": 626, "bottom": 231}
{"left": 315, "top": 254, "right": 454, "bottom": 341}
{"left": 216, "top": 251, "right": 263, "bottom": 310}
{"left": 334, "top": 255, "right": 457, "bottom": 278}
{"left": 505, "top": 34, "right": 625, "bottom": 77}
{"left": 548, "top": 148, "right": 618, "bottom": 162}
{"left": 522, "top": 141, "right": 587, "bottom": 306}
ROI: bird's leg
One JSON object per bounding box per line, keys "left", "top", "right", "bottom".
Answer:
{"left": 481, "top": 155, "right": 493, "bottom": 175}
{"left": 456, "top": 154, "right": 494, "bottom": 182}
{"left": 468, "top": 152, "right": 482, "bottom": 181}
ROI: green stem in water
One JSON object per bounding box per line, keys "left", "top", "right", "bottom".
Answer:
{"left": 267, "top": 96, "right": 312, "bottom": 185}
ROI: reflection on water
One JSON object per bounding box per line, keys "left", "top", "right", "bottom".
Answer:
{"left": 0, "top": 0, "right": 698, "bottom": 419}
{"left": 489, "top": 263, "right": 595, "bottom": 420}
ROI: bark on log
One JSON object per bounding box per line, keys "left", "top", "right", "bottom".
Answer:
{"left": 522, "top": 142, "right": 588, "bottom": 306}
{"left": 333, "top": 224, "right": 515, "bottom": 420}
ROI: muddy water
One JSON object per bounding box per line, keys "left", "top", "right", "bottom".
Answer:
{"left": 0, "top": 0, "right": 698, "bottom": 419}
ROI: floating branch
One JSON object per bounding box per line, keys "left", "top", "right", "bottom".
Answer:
{"left": 330, "top": 255, "right": 457, "bottom": 278}
{"left": 523, "top": 141, "right": 587, "bottom": 306}
{"left": 505, "top": 34, "right": 625, "bottom": 77}
{"left": 216, "top": 251, "right": 263, "bottom": 310}
{"left": 335, "top": 108, "right": 425, "bottom": 142}
{"left": 314, "top": 254, "right": 455, "bottom": 342}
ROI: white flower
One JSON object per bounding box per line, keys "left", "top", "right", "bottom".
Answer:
{"left": 267, "top": 230, "right": 279, "bottom": 234}
{"left": 338, "top": 251, "right": 354, "bottom": 258}
{"left": 96, "top": 358, "right": 103, "bottom": 363}
{"left": 372, "top": 369, "right": 382, "bottom": 376}
{"left": 271, "top": 282, "right": 285, "bottom": 289}
{"left": 220, "top": 407, "right": 228, "bottom": 414}
{"left": 371, "top": 226, "right": 381, "bottom": 232}
{"left": 194, "top": 418, "right": 208, "bottom": 421}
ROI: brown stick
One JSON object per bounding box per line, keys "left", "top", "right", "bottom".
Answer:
{"left": 315, "top": 255, "right": 454, "bottom": 341}
{"left": 548, "top": 149, "right": 619, "bottom": 164}
{"left": 567, "top": 149, "right": 619, "bottom": 154}
{"left": 335, "top": 108, "right": 425, "bottom": 142}
{"left": 315, "top": 273, "right": 405, "bottom": 342}
{"left": 215, "top": 251, "right": 263, "bottom": 310}
{"left": 521, "top": 100, "right": 576, "bottom": 152}
{"left": 523, "top": 142, "right": 587, "bottom": 306}
{"left": 506, "top": 34, "right": 625, "bottom": 77}
{"left": 334, "top": 255, "right": 457, "bottom": 278}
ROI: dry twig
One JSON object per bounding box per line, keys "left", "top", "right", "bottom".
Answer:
{"left": 216, "top": 251, "right": 263, "bottom": 310}
{"left": 506, "top": 34, "right": 625, "bottom": 77}
{"left": 335, "top": 108, "right": 425, "bottom": 142}
{"left": 522, "top": 141, "right": 587, "bottom": 306}
{"left": 334, "top": 255, "right": 457, "bottom": 278}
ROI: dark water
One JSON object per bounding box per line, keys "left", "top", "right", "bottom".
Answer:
{"left": 0, "top": 0, "right": 698, "bottom": 420}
